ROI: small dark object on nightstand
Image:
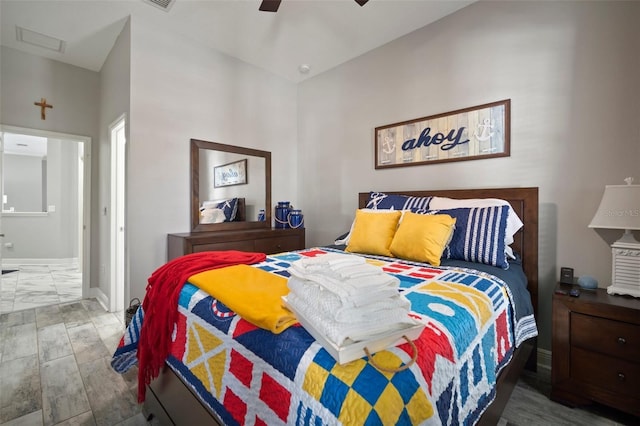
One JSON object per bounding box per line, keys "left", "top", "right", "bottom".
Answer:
{"left": 560, "top": 267, "right": 574, "bottom": 284}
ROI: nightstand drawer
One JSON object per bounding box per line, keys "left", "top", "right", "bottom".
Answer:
{"left": 571, "top": 313, "right": 640, "bottom": 362}
{"left": 255, "top": 236, "right": 301, "bottom": 254}
{"left": 571, "top": 347, "right": 640, "bottom": 398}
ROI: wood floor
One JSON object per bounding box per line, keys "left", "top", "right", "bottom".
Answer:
{"left": 1, "top": 299, "right": 637, "bottom": 425}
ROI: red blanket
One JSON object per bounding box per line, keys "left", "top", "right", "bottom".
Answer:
{"left": 137, "top": 250, "right": 266, "bottom": 402}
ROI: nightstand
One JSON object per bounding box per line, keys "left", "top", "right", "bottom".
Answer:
{"left": 551, "top": 283, "right": 640, "bottom": 417}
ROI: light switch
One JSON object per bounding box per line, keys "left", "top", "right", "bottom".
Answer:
{"left": 48, "top": 205, "right": 56, "bottom": 212}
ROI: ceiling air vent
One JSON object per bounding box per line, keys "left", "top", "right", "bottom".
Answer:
{"left": 142, "top": 0, "right": 175, "bottom": 12}
{"left": 16, "top": 26, "right": 66, "bottom": 53}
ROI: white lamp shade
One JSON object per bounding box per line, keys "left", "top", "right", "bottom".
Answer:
{"left": 588, "top": 184, "right": 640, "bottom": 230}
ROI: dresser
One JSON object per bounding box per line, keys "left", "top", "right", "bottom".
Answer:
{"left": 167, "top": 228, "right": 305, "bottom": 261}
{"left": 551, "top": 283, "right": 640, "bottom": 417}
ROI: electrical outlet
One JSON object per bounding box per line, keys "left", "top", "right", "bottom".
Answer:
{"left": 4, "top": 242, "right": 13, "bottom": 248}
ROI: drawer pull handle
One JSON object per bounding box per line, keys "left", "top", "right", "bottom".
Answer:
{"left": 617, "top": 337, "right": 627, "bottom": 345}
{"left": 617, "top": 373, "right": 626, "bottom": 382}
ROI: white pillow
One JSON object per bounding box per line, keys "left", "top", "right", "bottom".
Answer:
{"left": 428, "top": 196, "right": 523, "bottom": 259}
{"left": 334, "top": 209, "right": 409, "bottom": 245}
{"left": 200, "top": 208, "right": 226, "bottom": 224}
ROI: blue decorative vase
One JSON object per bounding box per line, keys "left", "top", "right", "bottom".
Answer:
{"left": 275, "top": 201, "right": 291, "bottom": 229}
{"left": 577, "top": 275, "right": 598, "bottom": 290}
{"left": 288, "top": 209, "right": 304, "bottom": 229}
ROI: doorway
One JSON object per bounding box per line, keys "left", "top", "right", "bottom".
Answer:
{"left": 0, "top": 125, "right": 91, "bottom": 313}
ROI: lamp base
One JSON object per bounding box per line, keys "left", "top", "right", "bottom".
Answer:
{"left": 610, "top": 239, "right": 640, "bottom": 298}
{"left": 607, "top": 283, "right": 640, "bottom": 298}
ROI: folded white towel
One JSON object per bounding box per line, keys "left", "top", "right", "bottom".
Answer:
{"left": 288, "top": 267, "right": 399, "bottom": 306}
{"left": 287, "top": 292, "right": 416, "bottom": 346}
{"left": 286, "top": 254, "right": 416, "bottom": 346}
{"left": 297, "top": 253, "right": 365, "bottom": 270}
{"left": 295, "top": 269, "right": 398, "bottom": 294}
{"left": 334, "top": 296, "right": 411, "bottom": 323}
{"left": 341, "top": 273, "right": 399, "bottom": 290}
{"left": 330, "top": 263, "right": 385, "bottom": 279}
{"left": 287, "top": 277, "right": 410, "bottom": 322}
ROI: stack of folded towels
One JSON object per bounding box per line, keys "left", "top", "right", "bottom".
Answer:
{"left": 286, "top": 253, "right": 416, "bottom": 347}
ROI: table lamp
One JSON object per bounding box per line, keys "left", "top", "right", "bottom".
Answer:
{"left": 588, "top": 177, "right": 640, "bottom": 297}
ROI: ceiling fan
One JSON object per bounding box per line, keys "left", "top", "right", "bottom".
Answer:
{"left": 259, "top": 0, "right": 369, "bottom": 13}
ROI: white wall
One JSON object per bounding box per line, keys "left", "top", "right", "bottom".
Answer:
{"left": 127, "top": 19, "right": 298, "bottom": 299}
{"left": 3, "top": 153, "right": 44, "bottom": 212}
{"left": 99, "top": 20, "right": 131, "bottom": 299}
{"left": 0, "top": 47, "right": 100, "bottom": 136}
{"left": 297, "top": 1, "right": 640, "bottom": 350}
{"left": 0, "top": 47, "right": 99, "bottom": 270}
{"left": 1, "top": 139, "right": 79, "bottom": 260}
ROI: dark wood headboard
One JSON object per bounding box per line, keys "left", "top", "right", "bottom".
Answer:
{"left": 358, "top": 187, "right": 539, "bottom": 317}
{"left": 234, "top": 198, "right": 246, "bottom": 222}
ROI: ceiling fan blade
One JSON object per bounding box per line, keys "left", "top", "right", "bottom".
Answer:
{"left": 354, "top": 0, "right": 369, "bottom": 6}
{"left": 259, "top": 0, "right": 282, "bottom": 12}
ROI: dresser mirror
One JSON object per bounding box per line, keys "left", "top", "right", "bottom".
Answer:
{"left": 191, "top": 139, "right": 271, "bottom": 232}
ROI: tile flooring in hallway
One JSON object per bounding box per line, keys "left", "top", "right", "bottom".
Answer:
{"left": 1, "top": 264, "right": 83, "bottom": 314}
{"left": 0, "top": 299, "right": 145, "bottom": 426}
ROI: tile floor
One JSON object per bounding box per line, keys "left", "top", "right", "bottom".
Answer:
{"left": 1, "top": 264, "right": 82, "bottom": 314}
{"left": 0, "top": 299, "right": 145, "bottom": 426}
{"left": 499, "top": 369, "right": 637, "bottom": 426}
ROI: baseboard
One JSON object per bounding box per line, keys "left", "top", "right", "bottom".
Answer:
{"left": 2, "top": 257, "right": 79, "bottom": 266}
{"left": 89, "top": 287, "right": 109, "bottom": 311}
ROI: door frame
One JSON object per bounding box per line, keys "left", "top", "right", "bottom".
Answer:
{"left": 0, "top": 124, "right": 91, "bottom": 297}
{"left": 0, "top": 132, "right": 3, "bottom": 269}
{"left": 109, "top": 114, "right": 127, "bottom": 312}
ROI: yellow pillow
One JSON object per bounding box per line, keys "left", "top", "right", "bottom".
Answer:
{"left": 389, "top": 212, "right": 456, "bottom": 266}
{"left": 345, "top": 209, "right": 402, "bottom": 257}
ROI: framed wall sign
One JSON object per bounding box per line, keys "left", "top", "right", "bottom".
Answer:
{"left": 214, "top": 158, "right": 247, "bottom": 187}
{"left": 375, "top": 99, "right": 510, "bottom": 169}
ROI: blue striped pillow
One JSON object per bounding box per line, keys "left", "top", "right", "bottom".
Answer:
{"left": 414, "top": 205, "right": 510, "bottom": 269}
{"left": 366, "top": 191, "right": 432, "bottom": 211}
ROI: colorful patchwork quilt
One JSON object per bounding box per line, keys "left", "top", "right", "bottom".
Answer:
{"left": 112, "top": 248, "right": 537, "bottom": 425}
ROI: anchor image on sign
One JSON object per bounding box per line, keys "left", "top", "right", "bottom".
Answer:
{"left": 379, "top": 128, "right": 396, "bottom": 164}
{"left": 382, "top": 134, "right": 395, "bottom": 154}
{"left": 474, "top": 119, "right": 498, "bottom": 153}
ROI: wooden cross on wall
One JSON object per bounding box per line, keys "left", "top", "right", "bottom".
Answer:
{"left": 34, "top": 98, "right": 53, "bottom": 120}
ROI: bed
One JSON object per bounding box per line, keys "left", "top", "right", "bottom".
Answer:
{"left": 112, "top": 187, "right": 538, "bottom": 425}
